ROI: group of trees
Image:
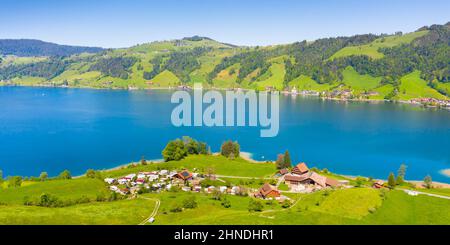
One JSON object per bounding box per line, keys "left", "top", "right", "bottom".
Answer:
{"left": 0, "top": 57, "right": 69, "bottom": 80}
{"left": 144, "top": 47, "right": 210, "bottom": 83}
{"left": 275, "top": 150, "right": 291, "bottom": 169}
{"left": 0, "top": 39, "right": 103, "bottom": 57}
{"left": 162, "top": 136, "right": 209, "bottom": 162}
{"left": 220, "top": 140, "right": 240, "bottom": 159}
{"left": 89, "top": 56, "right": 137, "bottom": 79}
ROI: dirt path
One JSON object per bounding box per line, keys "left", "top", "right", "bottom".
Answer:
{"left": 138, "top": 196, "right": 161, "bottom": 225}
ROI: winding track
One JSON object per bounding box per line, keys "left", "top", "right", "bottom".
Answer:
{"left": 138, "top": 196, "right": 161, "bottom": 225}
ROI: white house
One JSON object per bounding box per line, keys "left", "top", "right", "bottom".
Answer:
{"left": 159, "top": 170, "right": 169, "bottom": 176}
{"left": 148, "top": 174, "right": 159, "bottom": 182}
{"left": 104, "top": 178, "right": 115, "bottom": 184}
{"left": 166, "top": 184, "right": 172, "bottom": 191}
{"left": 219, "top": 186, "right": 228, "bottom": 193}
{"left": 182, "top": 186, "right": 191, "bottom": 192}
{"left": 125, "top": 174, "right": 136, "bottom": 179}
{"left": 109, "top": 186, "right": 119, "bottom": 191}
{"left": 118, "top": 178, "right": 129, "bottom": 185}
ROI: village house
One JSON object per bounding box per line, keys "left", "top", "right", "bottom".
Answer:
{"left": 278, "top": 168, "right": 289, "bottom": 176}
{"left": 284, "top": 172, "right": 339, "bottom": 191}
{"left": 292, "top": 162, "right": 309, "bottom": 175}
{"left": 104, "top": 178, "right": 115, "bottom": 185}
{"left": 219, "top": 186, "right": 228, "bottom": 193}
{"left": 372, "top": 180, "right": 385, "bottom": 189}
{"left": 174, "top": 170, "right": 193, "bottom": 181}
{"left": 256, "top": 183, "right": 280, "bottom": 199}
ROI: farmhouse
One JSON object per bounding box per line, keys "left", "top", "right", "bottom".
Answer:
{"left": 174, "top": 170, "right": 193, "bottom": 181}
{"left": 256, "top": 183, "right": 280, "bottom": 199}
{"left": 372, "top": 180, "right": 385, "bottom": 189}
{"left": 284, "top": 172, "right": 339, "bottom": 190}
{"left": 278, "top": 168, "right": 289, "bottom": 176}
{"left": 292, "top": 162, "right": 309, "bottom": 175}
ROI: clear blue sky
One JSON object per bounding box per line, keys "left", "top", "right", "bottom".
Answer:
{"left": 1, "top": 0, "right": 449, "bottom": 48}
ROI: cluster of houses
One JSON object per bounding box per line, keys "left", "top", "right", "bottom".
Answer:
{"left": 253, "top": 162, "right": 341, "bottom": 200}
{"left": 409, "top": 98, "right": 450, "bottom": 109}
{"left": 104, "top": 169, "right": 244, "bottom": 196}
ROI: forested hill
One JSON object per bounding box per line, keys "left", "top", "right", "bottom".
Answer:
{"left": 0, "top": 39, "right": 104, "bottom": 57}
{"left": 0, "top": 23, "right": 449, "bottom": 102}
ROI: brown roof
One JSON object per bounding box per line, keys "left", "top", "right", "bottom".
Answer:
{"left": 325, "top": 177, "right": 339, "bottom": 187}
{"left": 284, "top": 174, "right": 306, "bottom": 182}
{"left": 176, "top": 170, "right": 193, "bottom": 180}
{"left": 279, "top": 168, "right": 289, "bottom": 175}
{"left": 307, "top": 172, "right": 327, "bottom": 187}
{"left": 259, "top": 183, "right": 279, "bottom": 197}
{"left": 293, "top": 163, "right": 309, "bottom": 173}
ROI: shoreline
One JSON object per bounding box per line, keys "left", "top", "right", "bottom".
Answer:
{"left": 2, "top": 84, "right": 449, "bottom": 110}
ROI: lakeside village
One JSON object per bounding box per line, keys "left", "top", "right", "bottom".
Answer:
{"left": 104, "top": 162, "right": 344, "bottom": 202}
{"left": 103, "top": 139, "right": 407, "bottom": 204}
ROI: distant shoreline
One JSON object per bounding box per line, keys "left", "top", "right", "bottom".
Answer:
{"left": 2, "top": 84, "right": 449, "bottom": 111}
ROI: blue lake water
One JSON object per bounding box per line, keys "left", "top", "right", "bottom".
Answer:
{"left": 0, "top": 86, "right": 449, "bottom": 182}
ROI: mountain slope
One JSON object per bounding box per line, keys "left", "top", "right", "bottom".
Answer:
{"left": 0, "top": 39, "right": 104, "bottom": 57}
{"left": 0, "top": 24, "right": 449, "bottom": 101}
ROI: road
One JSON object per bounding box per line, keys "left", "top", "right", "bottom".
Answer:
{"left": 398, "top": 188, "right": 450, "bottom": 200}
{"left": 138, "top": 196, "right": 161, "bottom": 225}
{"left": 216, "top": 175, "right": 275, "bottom": 180}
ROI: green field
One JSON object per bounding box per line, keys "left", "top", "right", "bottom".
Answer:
{"left": 397, "top": 70, "right": 447, "bottom": 100}
{"left": 0, "top": 178, "right": 109, "bottom": 205}
{"left": 254, "top": 63, "right": 286, "bottom": 90}
{"left": 341, "top": 66, "right": 382, "bottom": 92}
{"left": 105, "top": 154, "right": 276, "bottom": 178}
{"left": 288, "top": 75, "right": 333, "bottom": 91}
{"left": 330, "top": 30, "right": 429, "bottom": 59}
{"left": 0, "top": 198, "right": 155, "bottom": 225}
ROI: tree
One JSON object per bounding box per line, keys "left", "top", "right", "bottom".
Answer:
{"left": 182, "top": 196, "right": 198, "bottom": 209}
{"left": 220, "top": 140, "right": 240, "bottom": 158}
{"left": 248, "top": 199, "right": 263, "bottom": 212}
{"left": 162, "top": 139, "right": 187, "bottom": 162}
{"left": 85, "top": 169, "right": 96, "bottom": 178}
{"left": 8, "top": 176, "right": 22, "bottom": 188}
{"left": 275, "top": 154, "right": 285, "bottom": 169}
{"left": 423, "top": 175, "right": 433, "bottom": 189}
{"left": 283, "top": 150, "right": 292, "bottom": 168}
{"left": 397, "top": 164, "right": 407, "bottom": 184}
{"left": 141, "top": 156, "right": 147, "bottom": 165}
{"left": 387, "top": 172, "right": 396, "bottom": 189}
{"left": 39, "top": 172, "right": 48, "bottom": 182}
{"left": 59, "top": 170, "right": 72, "bottom": 180}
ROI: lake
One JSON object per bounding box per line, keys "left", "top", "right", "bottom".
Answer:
{"left": 0, "top": 86, "right": 449, "bottom": 182}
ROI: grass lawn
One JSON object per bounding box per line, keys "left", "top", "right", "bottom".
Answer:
{"left": 288, "top": 75, "right": 333, "bottom": 91}
{"left": 0, "top": 178, "right": 109, "bottom": 205}
{"left": 330, "top": 30, "right": 429, "bottom": 59}
{"left": 148, "top": 70, "right": 181, "bottom": 88}
{"left": 341, "top": 66, "right": 382, "bottom": 92}
{"left": 0, "top": 198, "right": 155, "bottom": 225}
{"left": 363, "top": 190, "right": 450, "bottom": 224}
{"left": 397, "top": 70, "right": 447, "bottom": 100}
{"left": 105, "top": 154, "right": 277, "bottom": 178}
{"left": 254, "top": 63, "right": 285, "bottom": 90}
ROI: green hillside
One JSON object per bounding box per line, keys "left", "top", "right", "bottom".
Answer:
{"left": 330, "top": 30, "right": 429, "bottom": 59}
{"left": 1, "top": 24, "right": 449, "bottom": 101}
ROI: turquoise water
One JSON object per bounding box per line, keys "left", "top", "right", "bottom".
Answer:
{"left": 0, "top": 86, "right": 449, "bottom": 182}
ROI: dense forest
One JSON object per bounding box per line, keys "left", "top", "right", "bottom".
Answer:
{"left": 0, "top": 39, "right": 103, "bottom": 57}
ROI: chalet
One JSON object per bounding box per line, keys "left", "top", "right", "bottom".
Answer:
{"left": 118, "top": 188, "right": 130, "bottom": 195}
{"left": 174, "top": 170, "right": 193, "bottom": 181}
{"left": 256, "top": 183, "right": 281, "bottom": 199}
{"left": 285, "top": 172, "right": 339, "bottom": 189}
{"left": 372, "top": 180, "right": 385, "bottom": 189}
{"left": 292, "top": 163, "right": 309, "bottom": 175}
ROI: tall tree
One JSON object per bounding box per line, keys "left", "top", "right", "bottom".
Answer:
{"left": 283, "top": 150, "right": 292, "bottom": 168}
{"left": 423, "top": 175, "right": 433, "bottom": 189}
{"left": 275, "top": 154, "right": 285, "bottom": 169}
{"left": 388, "top": 172, "right": 396, "bottom": 189}
{"left": 59, "top": 170, "right": 72, "bottom": 180}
